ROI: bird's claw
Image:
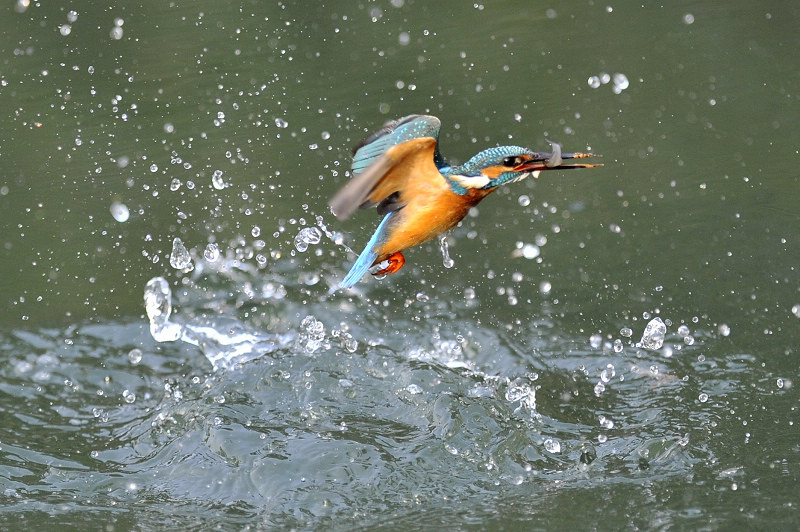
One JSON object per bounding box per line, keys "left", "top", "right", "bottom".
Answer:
{"left": 371, "top": 252, "right": 406, "bottom": 276}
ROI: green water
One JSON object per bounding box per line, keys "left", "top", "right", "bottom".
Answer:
{"left": 1, "top": 1, "right": 799, "bottom": 529}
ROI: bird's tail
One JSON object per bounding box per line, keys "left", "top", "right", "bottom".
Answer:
{"left": 338, "top": 212, "right": 395, "bottom": 289}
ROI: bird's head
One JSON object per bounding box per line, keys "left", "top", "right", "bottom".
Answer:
{"left": 445, "top": 144, "right": 600, "bottom": 193}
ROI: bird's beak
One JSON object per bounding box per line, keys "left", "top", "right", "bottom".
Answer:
{"left": 515, "top": 143, "right": 603, "bottom": 173}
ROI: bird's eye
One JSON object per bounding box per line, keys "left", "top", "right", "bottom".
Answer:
{"left": 502, "top": 156, "right": 521, "bottom": 167}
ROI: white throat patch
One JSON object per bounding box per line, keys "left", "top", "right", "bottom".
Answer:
{"left": 450, "top": 174, "right": 492, "bottom": 189}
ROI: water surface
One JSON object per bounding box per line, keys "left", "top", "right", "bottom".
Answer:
{"left": 1, "top": 1, "right": 799, "bottom": 529}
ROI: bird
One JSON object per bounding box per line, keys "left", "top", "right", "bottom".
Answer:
{"left": 329, "top": 114, "right": 601, "bottom": 289}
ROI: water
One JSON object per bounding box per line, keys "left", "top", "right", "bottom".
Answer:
{"left": 2, "top": 1, "right": 800, "bottom": 529}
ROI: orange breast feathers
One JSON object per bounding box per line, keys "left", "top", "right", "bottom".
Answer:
{"left": 374, "top": 182, "right": 492, "bottom": 264}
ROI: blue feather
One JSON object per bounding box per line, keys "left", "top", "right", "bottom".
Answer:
{"left": 339, "top": 212, "right": 395, "bottom": 289}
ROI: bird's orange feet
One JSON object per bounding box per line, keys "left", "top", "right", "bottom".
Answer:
{"left": 372, "top": 252, "right": 405, "bottom": 276}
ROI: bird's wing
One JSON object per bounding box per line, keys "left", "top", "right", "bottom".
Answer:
{"left": 351, "top": 115, "right": 443, "bottom": 173}
{"left": 329, "top": 115, "right": 443, "bottom": 220}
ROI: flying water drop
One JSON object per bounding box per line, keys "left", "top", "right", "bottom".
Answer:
{"left": 110, "top": 201, "right": 129, "bottom": 222}
{"left": 169, "top": 238, "right": 193, "bottom": 270}
{"left": 204, "top": 243, "right": 220, "bottom": 262}
{"left": 439, "top": 234, "right": 454, "bottom": 268}
{"left": 638, "top": 317, "right": 666, "bottom": 350}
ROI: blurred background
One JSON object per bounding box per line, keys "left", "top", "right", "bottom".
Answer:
{"left": 1, "top": 1, "right": 798, "bottom": 529}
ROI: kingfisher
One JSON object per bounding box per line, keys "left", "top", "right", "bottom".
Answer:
{"left": 329, "top": 114, "right": 601, "bottom": 289}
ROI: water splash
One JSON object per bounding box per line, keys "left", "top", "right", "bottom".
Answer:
{"left": 299, "top": 315, "right": 329, "bottom": 353}
{"left": 143, "top": 276, "right": 292, "bottom": 369}
{"left": 181, "top": 317, "right": 292, "bottom": 370}
{"left": 439, "top": 234, "right": 454, "bottom": 269}
{"left": 143, "top": 277, "right": 182, "bottom": 342}
{"left": 316, "top": 214, "right": 349, "bottom": 251}
{"left": 294, "top": 227, "right": 322, "bottom": 252}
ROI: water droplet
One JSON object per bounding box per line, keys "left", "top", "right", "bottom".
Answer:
{"left": 128, "top": 348, "right": 142, "bottom": 364}
{"left": 518, "top": 194, "right": 530, "bottom": 207}
{"left": 600, "top": 364, "right": 616, "bottom": 383}
{"left": 698, "top": 392, "right": 709, "bottom": 403}
{"left": 539, "top": 281, "right": 552, "bottom": 295}
{"left": 122, "top": 389, "right": 136, "bottom": 403}
{"left": 439, "top": 234, "right": 454, "bottom": 268}
{"left": 110, "top": 201, "right": 129, "bottom": 222}
{"left": 169, "top": 238, "right": 193, "bottom": 270}
{"left": 515, "top": 243, "right": 540, "bottom": 260}
{"left": 204, "top": 243, "right": 220, "bottom": 262}
{"left": 620, "top": 327, "right": 633, "bottom": 338}
{"left": 612, "top": 73, "right": 629, "bottom": 94}
{"left": 343, "top": 336, "right": 358, "bottom": 353}
{"left": 211, "top": 169, "right": 227, "bottom": 190}
{"left": 599, "top": 415, "right": 615, "bottom": 429}
{"left": 406, "top": 384, "right": 422, "bottom": 394}
{"left": 594, "top": 382, "right": 605, "bottom": 396}
{"left": 543, "top": 438, "right": 561, "bottom": 454}
{"left": 718, "top": 323, "right": 731, "bottom": 337}
{"left": 589, "top": 334, "right": 602, "bottom": 349}
{"left": 638, "top": 317, "right": 666, "bottom": 350}
{"left": 505, "top": 385, "right": 530, "bottom": 403}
